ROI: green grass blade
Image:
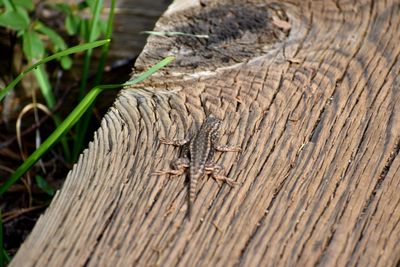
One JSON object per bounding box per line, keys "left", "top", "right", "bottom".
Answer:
{"left": 2, "top": 0, "right": 14, "bottom": 11}
{"left": 0, "top": 39, "right": 110, "bottom": 101}
{"left": 78, "top": 0, "right": 105, "bottom": 99}
{"left": 94, "top": 0, "right": 116, "bottom": 85}
{"left": 33, "top": 65, "right": 55, "bottom": 109}
{"left": 73, "top": 0, "right": 116, "bottom": 160}
{"left": 33, "top": 66, "right": 71, "bottom": 160}
{"left": 0, "top": 56, "right": 174, "bottom": 196}
{"left": 72, "top": 56, "right": 175, "bottom": 159}
{"left": 123, "top": 56, "right": 175, "bottom": 86}
{"left": 142, "top": 31, "right": 209, "bottom": 39}
{"left": 0, "top": 85, "right": 109, "bottom": 196}
{"left": 0, "top": 209, "right": 3, "bottom": 267}
{"left": 0, "top": 209, "right": 2, "bottom": 267}
{"left": 73, "top": 0, "right": 107, "bottom": 160}
{"left": 0, "top": 209, "right": 10, "bottom": 267}
{"left": 35, "top": 175, "right": 55, "bottom": 196}
{"left": 1, "top": 250, "right": 10, "bottom": 267}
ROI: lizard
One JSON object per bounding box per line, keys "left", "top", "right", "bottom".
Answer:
{"left": 152, "top": 114, "right": 241, "bottom": 218}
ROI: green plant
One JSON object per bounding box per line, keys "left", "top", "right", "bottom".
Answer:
{"left": 35, "top": 175, "right": 55, "bottom": 196}
{"left": 0, "top": 0, "right": 77, "bottom": 98}
{"left": 0, "top": 209, "right": 11, "bottom": 267}
{"left": 0, "top": 0, "right": 121, "bottom": 260}
{"left": 0, "top": 55, "right": 175, "bottom": 196}
{"left": 0, "top": 0, "right": 112, "bottom": 162}
{"left": 0, "top": 39, "right": 110, "bottom": 101}
{"left": 71, "top": 0, "right": 115, "bottom": 160}
{"left": 0, "top": 0, "right": 75, "bottom": 160}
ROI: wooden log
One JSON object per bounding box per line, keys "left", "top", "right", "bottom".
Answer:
{"left": 10, "top": 0, "right": 400, "bottom": 266}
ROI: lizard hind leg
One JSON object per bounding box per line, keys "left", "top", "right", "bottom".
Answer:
{"left": 206, "top": 162, "right": 239, "bottom": 187}
{"left": 171, "top": 157, "right": 190, "bottom": 173}
{"left": 214, "top": 144, "right": 242, "bottom": 152}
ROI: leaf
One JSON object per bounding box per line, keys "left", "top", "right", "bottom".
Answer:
{"left": 35, "top": 22, "right": 67, "bottom": 51}
{"left": 79, "top": 19, "right": 89, "bottom": 40}
{"left": 22, "top": 30, "right": 45, "bottom": 61}
{"left": 34, "top": 23, "right": 73, "bottom": 70}
{"left": 35, "top": 175, "right": 55, "bottom": 196}
{"left": 0, "top": 10, "right": 29, "bottom": 30}
{"left": 0, "top": 209, "right": 10, "bottom": 265}
{"left": 98, "top": 19, "right": 107, "bottom": 35}
{"left": 54, "top": 3, "right": 72, "bottom": 15}
{"left": 34, "top": 65, "right": 55, "bottom": 108}
{"left": 65, "top": 14, "right": 80, "bottom": 35}
{"left": 90, "top": 22, "right": 102, "bottom": 40}
{"left": 85, "top": 0, "right": 96, "bottom": 12}
{"left": 0, "top": 0, "right": 13, "bottom": 11}
{"left": 60, "top": 56, "right": 72, "bottom": 69}
{"left": 0, "top": 54, "right": 172, "bottom": 196}
{"left": 0, "top": 39, "right": 110, "bottom": 101}
{"left": 15, "top": 5, "right": 31, "bottom": 27}
{"left": 77, "top": 0, "right": 89, "bottom": 10}
{"left": 14, "top": 0, "right": 33, "bottom": 10}
{"left": 22, "top": 31, "right": 44, "bottom": 61}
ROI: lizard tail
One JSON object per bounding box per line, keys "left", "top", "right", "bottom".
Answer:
{"left": 188, "top": 177, "right": 198, "bottom": 219}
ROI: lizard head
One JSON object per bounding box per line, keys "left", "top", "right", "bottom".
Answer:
{"left": 203, "top": 114, "right": 221, "bottom": 133}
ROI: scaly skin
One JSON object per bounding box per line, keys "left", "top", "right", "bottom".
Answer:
{"left": 153, "top": 115, "right": 241, "bottom": 218}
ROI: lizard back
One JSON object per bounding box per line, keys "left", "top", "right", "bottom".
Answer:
{"left": 188, "top": 115, "right": 221, "bottom": 207}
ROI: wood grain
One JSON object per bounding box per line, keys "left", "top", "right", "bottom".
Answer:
{"left": 10, "top": 0, "right": 400, "bottom": 266}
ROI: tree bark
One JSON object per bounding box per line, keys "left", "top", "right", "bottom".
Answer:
{"left": 10, "top": 0, "right": 400, "bottom": 266}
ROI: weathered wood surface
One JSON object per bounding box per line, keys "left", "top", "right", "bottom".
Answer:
{"left": 10, "top": 0, "right": 400, "bottom": 266}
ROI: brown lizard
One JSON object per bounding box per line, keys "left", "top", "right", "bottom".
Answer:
{"left": 153, "top": 114, "right": 242, "bottom": 218}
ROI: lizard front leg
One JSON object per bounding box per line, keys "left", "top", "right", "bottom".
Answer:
{"left": 205, "top": 162, "right": 239, "bottom": 186}
{"left": 159, "top": 137, "right": 190, "bottom": 146}
{"left": 152, "top": 157, "right": 190, "bottom": 177}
